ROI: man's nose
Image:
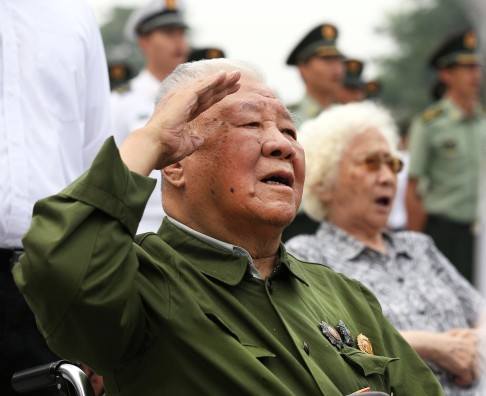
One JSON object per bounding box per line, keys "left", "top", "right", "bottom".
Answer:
{"left": 262, "top": 129, "right": 296, "bottom": 160}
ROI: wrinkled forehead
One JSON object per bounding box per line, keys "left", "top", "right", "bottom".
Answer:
{"left": 210, "top": 78, "right": 292, "bottom": 120}
{"left": 346, "top": 128, "right": 394, "bottom": 154}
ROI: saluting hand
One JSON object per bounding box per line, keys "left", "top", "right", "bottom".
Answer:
{"left": 119, "top": 70, "right": 241, "bottom": 175}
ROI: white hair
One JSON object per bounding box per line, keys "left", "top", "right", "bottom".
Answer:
{"left": 299, "top": 101, "right": 399, "bottom": 221}
{"left": 154, "top": 58, "right": 265, "bottom": 106}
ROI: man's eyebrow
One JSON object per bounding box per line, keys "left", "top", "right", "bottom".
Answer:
{"left": 286, "top": 109, "right": 298, "bottom": 125}
{"left": 240, "top": 101, "right": 295, "bottom": 120}
{"left": 240, "top": 101, "right": 261, "bottom": 112}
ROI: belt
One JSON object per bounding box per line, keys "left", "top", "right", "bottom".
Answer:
{"left": 0, "top": 248, "right": 24, "bottom": 272}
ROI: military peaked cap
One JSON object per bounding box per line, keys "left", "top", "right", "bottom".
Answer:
{"left": 286, "top": 23, "right": 342, "bottom": 65}
{"left": 188, "top": 47, "right": 226, "bottom": 62}
{"left": 343, "top": 59, "right": 365, "bottom": 89}
{"left": 124, "top": 0, "right": 187, "bottom": 42}
{"left": 429, "top": 29, "right": 481, "bottom": 69}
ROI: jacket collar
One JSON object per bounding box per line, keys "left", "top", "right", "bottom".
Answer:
{"left": 441, "top": 96, "right": 484, "bottom": 120}
{"left": 156, "top": 218, "right": 307, "bottom": 286}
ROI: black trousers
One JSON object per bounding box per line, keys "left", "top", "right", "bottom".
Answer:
{"left": 425, "top": 215, "right": 475, "bottom": 283}
{"left": 0, "top": 249, "right": 60, "bottom": 395}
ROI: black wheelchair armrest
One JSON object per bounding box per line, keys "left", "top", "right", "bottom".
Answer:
{"left": 11, "top": 360, "right": 95, "bottom": 396}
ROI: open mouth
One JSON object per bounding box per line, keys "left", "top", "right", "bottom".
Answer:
{"left": 375, "top": 196, "right": 391, "bottom": 207}
{"left": 261, "top": 172, "right": 294, "bottom": 187}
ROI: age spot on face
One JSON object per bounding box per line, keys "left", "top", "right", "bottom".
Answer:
{"left": 230, "top": 187, "right": 235, "bottom": 193}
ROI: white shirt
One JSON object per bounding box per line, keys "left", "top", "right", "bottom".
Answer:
{"left": 0, "top": 0, "right": 110, "bottom": 248}
{"left": 387, "top": 150, "right": 410, "bottom": 230}
{"left": 111, "top": 69, "right": 166, "bottom": 233}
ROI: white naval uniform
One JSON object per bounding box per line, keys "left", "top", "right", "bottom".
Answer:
{"left": 110, "top": 69, "right": 166, "bottom": 234}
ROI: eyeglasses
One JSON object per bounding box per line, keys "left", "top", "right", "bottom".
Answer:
{"left": 354, "top": 153, "right": 404, "bottom": 174}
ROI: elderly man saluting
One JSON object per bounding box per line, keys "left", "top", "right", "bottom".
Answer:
{"left": 13, "top": 59, "right": 443, "bottom": 395}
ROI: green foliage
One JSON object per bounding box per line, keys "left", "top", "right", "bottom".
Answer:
{"left": 375, "top": 0, "right": 472, "bottom": 122}
{"left": 100, "top": 7, "right": 144, "bottom": 74}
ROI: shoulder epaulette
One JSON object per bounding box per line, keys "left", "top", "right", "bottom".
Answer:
{"left": 111, "top": 83, "right": 131, "bottom": 94}
{"left": 420, "top": 105, "right": 443, "bottom": 123}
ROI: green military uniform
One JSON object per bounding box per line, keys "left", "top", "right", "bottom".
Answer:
{"left": 408, "top": 28, "right": 486, "bottom": 282}
{"left": 14, "top": 138, "right": 443, "bottom": 396}
{"left": 408, "top": 97, "right": 486, "bottom": 280}
{"left": 286, "top": 23, "right": 342, "bottom": 129}
{"left": 288, "top": 94, "right": 323, "bottom": 128}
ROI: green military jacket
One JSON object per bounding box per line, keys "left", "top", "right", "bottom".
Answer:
{"left": 14, "top": 138, "right": 444, "bottom": 396}
{"left": 288, "top": 94, "right": 323, "bottom": 128}
{"left": 408, "top": 97, "right": 486, "bottom": 223}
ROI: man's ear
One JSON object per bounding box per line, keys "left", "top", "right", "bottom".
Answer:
{"left": 138, "top": 36, "right": 149, "bottom": 56}
{"left": 439, "top": 68, "right": 452, "bottom": 86}
{"left": 297, "top": 63, "right": 307, "bottom": 79}
{"left": 163, "top": 162, "right": 185, "bottom": 188}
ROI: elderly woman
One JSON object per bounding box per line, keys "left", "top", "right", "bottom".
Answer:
{"left": 286, "top": 101, "right": 484, "bottom": 396}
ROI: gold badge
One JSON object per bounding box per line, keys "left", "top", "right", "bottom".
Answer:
{"left": 207, "top": 49, "right": 222, "bottom": 59}
{"left": 347, "top": 60, "right": 360, "bottom": 74}
{"left": 166, "top": 0, "right": 177, "bottom": 10}
{"left": 366, "top": 82, "right": 378, "bottom": 94}
{"left": 357, "top": 333, "right": 374, "bottom": 355}
{"left": 321, "top": 24, "right": 337, "bottom": 40}
{"left": 464, "top": 31, "right": 477, "bottom": 49}
{"left": 110, "top": 65, "right": 127, "bottom": 80}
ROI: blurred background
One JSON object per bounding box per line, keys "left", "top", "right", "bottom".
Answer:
{"left": 88, "top": 0, "right": 486, "bottom": 295}
{"left": 88, "top": 0, "right": 485, "bottom": 125}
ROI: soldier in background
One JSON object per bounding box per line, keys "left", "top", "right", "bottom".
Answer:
{"left": 406, "top": 29, "right": 486, "bottom": 284}
{"left": 337, "top": 58, "right": 366, "bottom": 104}
{"left": 364, "top": 79, "right": 383, "bottom": 101}
{"left": 282, "top": 23, "right": 345, "bottom": 242}
{"left": 108, "top": 62, "right": 133, "bottom": 90}
{"left": 286, "top": 23, "right": 345, "bottom": 128}
{"left": 187, "top": 47, "right": 225, "bottom": 62}
{"left": 111, "top": 0, "right": 189, "bottom": 234}
{"left": 430, "top": 80, "right": 447, "bottom": 102}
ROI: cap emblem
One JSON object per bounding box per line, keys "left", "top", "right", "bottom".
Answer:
{"left": 321, "top": 24, "right": 337, "bottom": 40}
{"left": 348, "top": 60, "right": 360, "bottom": 73}
{"left": 207, "top": 49, "right": 222, "bottom": 59}
{"left": 165, "top": 0, "right": 177, "bottom": 11}
{"left": 464, "top": 31, "right": 477, "bottom": 49}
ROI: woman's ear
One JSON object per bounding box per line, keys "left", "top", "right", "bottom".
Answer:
{"left": 163, "top": 162, "right": 185, "bottom": 188}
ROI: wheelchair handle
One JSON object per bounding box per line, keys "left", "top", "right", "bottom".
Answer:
{"left": 11, "top": 360, "right": 95, "bottom": 396}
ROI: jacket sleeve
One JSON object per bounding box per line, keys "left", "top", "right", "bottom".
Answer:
{"left": 13, "top": 137, "right": 157, "bottom": 372}
{"left": 357, "top": 283, "right": 445, "bottom": 395}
